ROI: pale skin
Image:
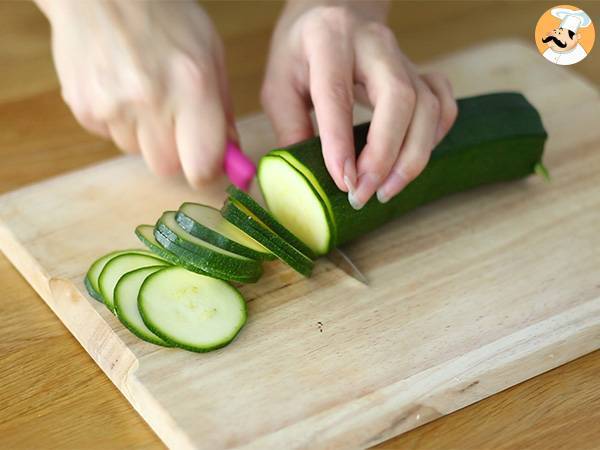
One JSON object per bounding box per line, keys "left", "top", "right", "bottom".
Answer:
{"left": 35, "top": 0, "right": 457, "bottom": 210}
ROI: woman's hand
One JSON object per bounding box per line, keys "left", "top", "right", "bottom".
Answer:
{"left": 262, "top": 1, "right": 457, "bottom": 209}
{"left": 38, "top": 0, "right": 235, "bottom": 187}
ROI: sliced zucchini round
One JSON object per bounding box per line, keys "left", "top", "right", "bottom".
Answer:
{"left": 114, "top": 266, "right": 173, "bottom": 347}
{"left": 85, "top": 249, "right": 155, "bottom": 303}
{"left": 155, "top": 212, "right": 263, "bottom": 283}
{"left": 135, "top": 225, "right": 186, "bottom": 266}
{"left": 98, "top": 252, "right": 169, "bottom": 312}
{"left": 221, "top": 199, "right": 314, "bottom": 277}
{"left": 176, "top": 203, "right": 274, "bottom": 261}
{"left": 226, "top": 185, "right": 317, "bottom": 260}
{"left": 258, "top": 155, "right": 333, "bottom": 256}
{"left": 139, "top": 266, "right": 247, "bottom": 352}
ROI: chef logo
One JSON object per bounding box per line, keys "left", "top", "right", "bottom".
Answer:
{"left": 535, "top": 5, "right": 595, "bottom": 65}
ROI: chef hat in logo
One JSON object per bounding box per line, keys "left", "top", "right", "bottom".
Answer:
{"left": 551, "top": 7, "right": 592, "bottom": 33}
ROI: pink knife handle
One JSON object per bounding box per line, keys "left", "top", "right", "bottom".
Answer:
{"left": 224, "top": 141, "right": 256, "bottom": 191}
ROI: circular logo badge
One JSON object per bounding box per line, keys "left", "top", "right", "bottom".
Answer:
{"left": 535, "top": 4, "right": 595, "bottom": 65}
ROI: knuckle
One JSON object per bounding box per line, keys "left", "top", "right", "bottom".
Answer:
{"left": 402, "top": 155, "right": 430, "bottom": 181}
{"left": 388, "top": 78, "right": 416, "bottom": 108}
{"left": 365, "top": 22, "right": 397, "bottom": 47}
{"left": 132, "top": 77, "right": 163, "bottom": 107}
{"left": 421, "top": 91, "right": 441, "bottom": 118}
{"left": 444, "top": 99, "right": 459, "bottom": 128}
{"left": 310, "top": 5, "right": 353, "bottom": 30}
{"left": 171, "top": 53, "right": 214, "bottom": 95}
{"left": 325, "top": 78, "right": 353, "bottom": 106}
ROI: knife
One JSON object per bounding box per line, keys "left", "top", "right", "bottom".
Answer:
{"left": 223, "top": 141, "right": 368, "bottom": 285}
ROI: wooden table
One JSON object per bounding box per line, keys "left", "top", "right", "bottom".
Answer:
{"left": 1, "top": 2, "right": 598, "bottom": 449}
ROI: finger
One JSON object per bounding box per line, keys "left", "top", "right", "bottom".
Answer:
{"left": 307, "top": 35, "right": 356, "bottom": 192}
{"left": 136, "top": 112, "right": 180, "bottom": 177}
{"left": 349, "top": 48, "right": 416, "bottom": 209}
{"left": 376, "top": 79, "right": 440, "bottom": 203}
{"left": 353, "top": 84, "right": 370, "bottom": 108}
{"left": 108, "top": 116, "right": 140, "bottom": 155}
{"left": 173, "top": 63, "right": 226, "bottom": 188}
{"left": 422, "top": 72, "right": 458, "bottom": 144}
{"left": 81, "top": 116, "right": 111, "bottom": 140}
{"left": 61, "top": 85, "right": 111, "bottom": 139}
{"left": 215, "top": 48, "right": 241, "bottom": 146}
{"left": 261, "top": 75, "right": 314, "bottom": 148}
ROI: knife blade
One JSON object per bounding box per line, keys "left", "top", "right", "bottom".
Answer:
{"left": 224, "top": 142, "right": 368, "bottom": 285}
{"left": 327, "top": 247, "right": 369, "bottom": 285}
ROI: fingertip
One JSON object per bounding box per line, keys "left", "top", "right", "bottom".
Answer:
{"left": 376, "top": 169, "right": 410, "bottom": 204}
{"left": 347, "top": 171, "right": 380, "bottom": 210}
{"left": 181, "top": 150, "right": 224, "bottom": 189}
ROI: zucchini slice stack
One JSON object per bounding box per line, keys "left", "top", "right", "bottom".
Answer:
{"left": 84, "top": 188, "right": 316, "bottom": 353}
{"left": 84, "top": 91, "right": 548, "bottom": 354}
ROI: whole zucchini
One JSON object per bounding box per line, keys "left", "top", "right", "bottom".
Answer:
{"left": 258, "top": 92, "right": 547, "bottom": 255}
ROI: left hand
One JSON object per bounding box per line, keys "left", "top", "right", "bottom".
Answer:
{"left": 261, "top": 1, "right": 458, "bottom": 209}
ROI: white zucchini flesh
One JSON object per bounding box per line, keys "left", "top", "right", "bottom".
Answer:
{"left": 258, "top": 156, "right": 331, "bottom": 255}
{"left": 85, "top": 249, "right": 153, "bottom": 301}
{"left": 99, "top": 253, "right": 169, "bottom": 312}
{"left": 114, "top": 266, "right": 172, "bottom": 347}
{"left": 178, "top": 203, "right": 271, "bottom": 255}
{"left": 139, "top": 267, "right": 247, "bottom": 352}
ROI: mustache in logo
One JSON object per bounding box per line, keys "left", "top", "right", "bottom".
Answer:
{"left": 542, "top": 35, "right": 567, "bottom": 48}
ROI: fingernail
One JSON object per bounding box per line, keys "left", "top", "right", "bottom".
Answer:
{"left": 342, "top": 158, "right": 357, "bottom": 192}
{"left": 377, "top": 170, "right": 409, "bottom": 204}
{"left": 348, "top": 172, "right": 379, "bottom": 210}
{"left": 348, "top": 190, "right": 361, "bottom": 210}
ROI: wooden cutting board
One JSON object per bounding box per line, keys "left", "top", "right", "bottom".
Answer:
{"left": 0, "top": 40, "right": 599, "bottom": 450}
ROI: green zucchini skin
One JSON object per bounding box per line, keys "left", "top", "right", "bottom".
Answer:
{"left": 175, "top": 203, "right": 275, "bottom": 261}
{"left": 221, "top": 200, "right": 314, "bottom": 277}
{"left": 153, "top": 215, "right": 263, "bottom": 284}
{"left": 226, "top": 185, "right": 317, "bottom": 260}
{"left": 135, "top": 225, "right": 192, "bottom": 267}
{"left": 261, "top": 92, "right": 547, "bottom": 247}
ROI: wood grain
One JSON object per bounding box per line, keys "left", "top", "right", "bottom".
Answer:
{"left": 1, "top": 2, "right": 599, "bottom": 450}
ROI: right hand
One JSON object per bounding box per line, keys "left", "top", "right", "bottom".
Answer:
{"left": 41, "top": 0, "right": 236, "bottom": 187}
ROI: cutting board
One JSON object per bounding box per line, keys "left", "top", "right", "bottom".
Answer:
{"left": 1, "top": 40, "right": 599, "bottom": 449}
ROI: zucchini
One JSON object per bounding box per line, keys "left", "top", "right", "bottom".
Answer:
{"left": 135, "top": 225, "right": 186, "bottom": 266}
{"left": 85, "top": 249, "right": 153, "bottom": 302}
{"left": 176, "top": 203, "right": 274, "bottom": 261}
{"left": 221, "top": 199, "right": 314, "bottom": 277}
{"left": 98, "top": 252, "right": 169, "bottom": 312}
{"left": 114, "top": 266, "right": 173, "bottom": 347}
{"left": 155, "top": 212, "right": 263, "bottom": 283}
{"left": 138, "top": 266, "right": 247, "bottom": 352}
{"left": 256, "top": 157, "right": 333, "bottom": 255}
{"left": 259, "top": 92, "right": 547, "bottom": 253}
{"left": 226, "top": 185, "right": 317, "bottom": 260}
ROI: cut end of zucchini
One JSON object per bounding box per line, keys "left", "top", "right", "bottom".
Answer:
{"left": 226, "top": 184, "right": 318, "bottom": 260}
{"left": 221, "top": 199, "right": 314, "bottom": 277}
{"left": 258, "top": 156, "right": 332, "bottom": 255}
